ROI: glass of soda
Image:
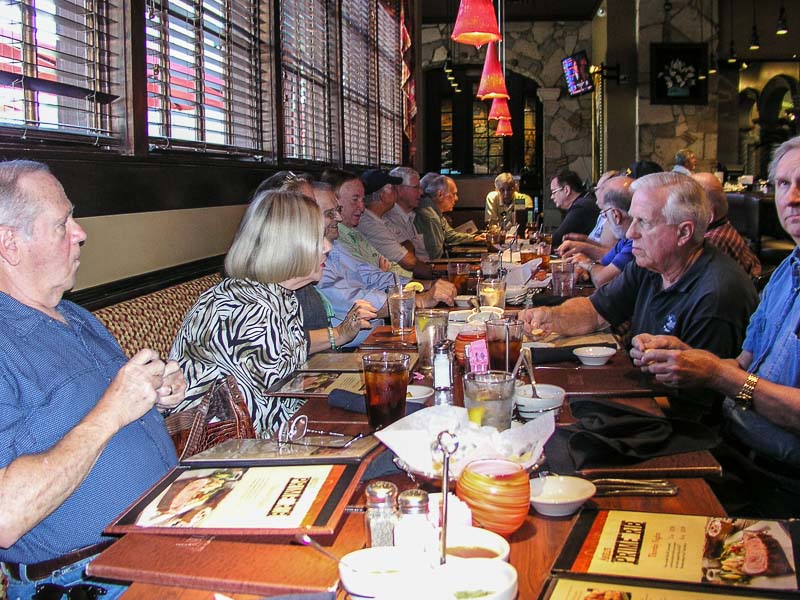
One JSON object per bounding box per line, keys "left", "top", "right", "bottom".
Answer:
{"left": 362, "top": 352, "right": 410, "bottom": 430}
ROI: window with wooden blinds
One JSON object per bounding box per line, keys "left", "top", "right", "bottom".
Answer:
{"left": 341, "top": 0, "right": 376, "bottom": 166}
{"left": 376, "top": 0, "right": 400, "bottom": 165}
{"left": 0, "top": 0, "right": 120, "bottom": 145}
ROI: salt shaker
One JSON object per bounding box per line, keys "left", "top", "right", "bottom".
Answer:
{"left": 365, "top": 481, "right": 398, "bottom": 547}
{"left": 433, "top": 340, "right": 454, "bottom": 406}
{"left": 394, "top": 489, "right": 436, "bottom": 553}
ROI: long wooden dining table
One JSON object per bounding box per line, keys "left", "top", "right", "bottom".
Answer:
{"left": 88, "top": 336, "right": 726, "bottom": 599}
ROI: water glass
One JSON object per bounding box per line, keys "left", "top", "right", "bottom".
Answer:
{"left": 551, "top": 262, "right": 575, "bottom": 297}
{"left": 478, "top": 279, "right": 506, "bottom": 308}
{"left": 387, "top": 287, "right": 415, "bottom": 335}
{"left": 480, "top": 253, "right": 501, "bottom": 278}
{"left": 462, "top": 370, "right": 516, "bottom": 431}
{"left": 456, "top": 459, "right": 531, "bottom": 537}
{"left": 447, "top": 262, "right": 470, "bottom": 295}
{"left": 415, "top": 309, "right": 448, "bottom": 372}
{"left": 362, "top": 352, "right": 410, "bottom": 430}
{"left": 485, "top": 318, "right": 524, "bottom": 372}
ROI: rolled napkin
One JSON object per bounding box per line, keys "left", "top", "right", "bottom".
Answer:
{"left": 328, "top": 389, "right": 425, "bottom": 416}
{"left": 529, "top": 342, "right": 617, "bottom": 364}
{"left": 544, "top": 397, "right": 718, "bottom": 474}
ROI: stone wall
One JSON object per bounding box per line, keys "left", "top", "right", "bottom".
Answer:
{"left": 420, "top": 21, "right": 594, "bottom": 186}
{"left": 637, "top": 1, "right": 719, "bottom": 172}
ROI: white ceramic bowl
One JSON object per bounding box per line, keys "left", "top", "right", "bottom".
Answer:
{"left": 430, "top": 558, "right": 518, "bottom": 600}
{"left": 449, "top": 309, "right": 474, "bottom": 323}
{"left": 445, "top": 526, "right": 510, "bottom": 562}
{"left": 466, "top": 307, "right": 504, "bottom": 323}
{"left": 529, "top": 475, "right": 596, "bottom": 517}
{"left": 338, "top": 547, "right": 428, "bottom": 598}
{"left": 455, "top": 295, "right": 475, "bottom": 308}
{"left": 573, "top": 346, "right": 616, "bottom": 366}
{"left": 515, "top": 383, "right": 565, "bottom": 419}
{"left": 406, "top": 385, "right": 434, "bottom": 404}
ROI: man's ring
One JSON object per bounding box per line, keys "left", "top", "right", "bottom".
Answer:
{"left": 350, "top": 314, "right": 358, "bottom": 322}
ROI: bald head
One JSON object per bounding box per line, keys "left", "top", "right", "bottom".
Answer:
{"left": 599, "top": 175, "right": 633, "bottom": 212}
{"left": 692, "top": 172, "right": 727, "bottom": 221}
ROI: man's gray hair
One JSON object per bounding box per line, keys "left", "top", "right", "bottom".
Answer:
{"left": 0, "top": 160, "right": 52, "bottom": 236}
{"left": 424, "top": 174, "right": 452, "bottom": 197}
{"left": 311, "top": 180, "right": 333, "bottom": 193}
{"left": 631, "top": 172, "right": 710, "bottom": 243}
{"left": 389, "top": 166, "right": 418, "bottom": 186}
{"left": 494, "top": 172, "right": 515, "bottom": 188}
{"left": 769, "top": 135, "right": 800, "bottom": 182}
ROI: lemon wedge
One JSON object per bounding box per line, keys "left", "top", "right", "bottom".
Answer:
{"left": 403, "top": 281, "right": 424, "bottom": 293}
{"left": 467, "top": 406, "right": 486, "bottom": 425}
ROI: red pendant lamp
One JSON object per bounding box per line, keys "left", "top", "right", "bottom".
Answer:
{"left": 488, "top": 97, "right": 511, "bottom": 120}
{"left": 494, "top": 118, "right": 513, "bottom": 136}
{"left": 451, "top": 0, "right": 501, "bottom": 47}
{"left": 477, "top": 42, "right": 509, "bottom": 100}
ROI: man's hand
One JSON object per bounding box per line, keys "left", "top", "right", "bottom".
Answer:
{"left": 98, "top": 349, "right": 167, "bottom": 430}
{"left": 155, "top": 360, "right": 186, "bottom": 412}
{"left": 518, "top": 307, "right": 553, "bottom": 336}
{"left": 637, "top": 348, "right": 723, "bottom": 389}
{"left": 378, "top": 256, "right": 391, "bottom": 272}
{"left": 473, "top": 233, "right": 486, "bottom": 242}
{"left": 630, "top": 334, "right": 690, "bottom": 369}
{"left": 418, "top": 279, "right": 457, "bottom": 308}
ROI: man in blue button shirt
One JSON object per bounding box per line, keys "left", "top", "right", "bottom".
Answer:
{"left": 632, "top": 135, "right": 800, "bottom": 517}
{"left": 0, "top": 161, "right": 185, "bottom": 599}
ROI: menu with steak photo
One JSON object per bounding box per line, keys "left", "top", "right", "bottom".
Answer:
{"left": 554, "top": 510, "right": 799, "bottom": 596}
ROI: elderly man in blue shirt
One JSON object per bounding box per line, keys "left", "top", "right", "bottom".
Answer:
{"left": 632, "top": 135, "right": 800, "bottom": 517}
{"left": 0, "top": 161, "right": 185, "bottom": 599}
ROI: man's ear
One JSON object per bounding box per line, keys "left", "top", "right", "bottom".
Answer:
{"left": 0, "top": 226, "right": 21, "bottom": 265}
{"left": 675, "top": 221, "right": 695, "bottom": 246}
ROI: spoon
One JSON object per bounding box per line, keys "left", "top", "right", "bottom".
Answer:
{"left": 522, "top": 347, "right": 540, "bottom": 399}
{"left": 295, "top": 533, "right": 357, "bottom": 572}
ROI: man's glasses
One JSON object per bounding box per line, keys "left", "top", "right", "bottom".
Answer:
{"left": 550, "top": 186, "right": 565, "bottom": 196}
{"left": 323, "top": 205, "right": 343, "bottom": 219}
{"left": 33, "top": 583, "right": 107, "bottom": 600}
{"left": 275, "top": 414, "right": 363, "bottom": 448}
{"left": 599, "top": 207, "right": 616, "bottom": 218}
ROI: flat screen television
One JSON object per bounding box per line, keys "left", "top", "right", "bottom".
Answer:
{"left": 562, "top": 50, "right": 594, "bottom": 97}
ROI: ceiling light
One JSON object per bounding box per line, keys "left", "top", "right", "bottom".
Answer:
{"left": 727, "top": 39, "right": 738, "bottom": 64}
{"left": 777, "top": 3, "right": 788, "bottom": 35}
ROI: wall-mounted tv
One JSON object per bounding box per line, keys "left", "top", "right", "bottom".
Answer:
{"left": 562, "top": 50, "right": 594, "bottom": 97}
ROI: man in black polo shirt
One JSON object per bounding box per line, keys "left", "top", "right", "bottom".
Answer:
{"left": 520, "top": 172, "right": 758, "bottom": 421}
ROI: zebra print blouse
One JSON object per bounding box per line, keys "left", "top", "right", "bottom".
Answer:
{"left": 170, "top": 277, "right": 308, "bottom": 436}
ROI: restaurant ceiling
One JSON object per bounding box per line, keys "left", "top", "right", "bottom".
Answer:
{"left": 421, "top": 0, "right": 602, "bottom": 23}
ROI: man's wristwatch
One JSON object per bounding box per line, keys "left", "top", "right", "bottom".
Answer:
{"left": 734, "top": 373, "right": 759, "bottom": 410}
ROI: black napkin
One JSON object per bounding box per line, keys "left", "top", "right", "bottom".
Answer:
{"left": 529, "top": 342, "right": 617, "bottom": 364}
{"left": 327, "top": 389, "right": 425, "bottom": 416}
{"left": 544, "top": 397, "right": 719, "bottom": 474}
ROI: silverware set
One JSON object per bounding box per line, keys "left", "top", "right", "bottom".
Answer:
{"left": 590, "top": 478, "right": 679, "bottom": 497}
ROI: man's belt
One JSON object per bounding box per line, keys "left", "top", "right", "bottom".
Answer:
{"left": 2, "top": 540, "right": 114, "bottom": 582}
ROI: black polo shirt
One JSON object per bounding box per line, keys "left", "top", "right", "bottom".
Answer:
{"left": 590, "top": 244, "right": 758, "bottom": 419}
{"left": 551, "top": 192, "right": 599, "bottom": 248}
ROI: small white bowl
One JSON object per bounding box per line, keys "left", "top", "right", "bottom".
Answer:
{"left": 455, "top": 295, "right": 475, "bottom": 308}
{"left": 515, "top": 383, "right": 565, "bottom": 419}
{"left": 445, "top": 526, "right": 510, "bottom": 562}
{"left": 432, "top": 558, "right": 518, "bottom": 600}
{"left": 466, "top": 307, "right": 504, "bottom": 323}
{"left": 449, "top": 309, "right": 474, "bottom": 322}
{"left": 573, "top": 346, "right": 616, "bottom": 366}
{"left": 529, "top": 475, "right": 596, "bottom": 517}
{"left": 338, "top": 547, "right": 428, "bottom": 598}
{"left": 406, "top": 385, "right": 434, "bottom": 403}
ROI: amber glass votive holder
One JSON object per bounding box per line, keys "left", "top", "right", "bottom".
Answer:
{"left": 455, "top": 459, "right": 530, "bottom": 537}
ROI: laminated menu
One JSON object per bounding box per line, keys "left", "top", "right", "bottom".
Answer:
{"left": 552, "top": 510, "right": 799, "bottom": 597}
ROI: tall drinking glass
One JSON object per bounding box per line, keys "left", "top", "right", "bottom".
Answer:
{"left": 478, "top": 279, "right": 506, "bottom": 308}
{"left": 415, "top": 309, "right": 448, "bottom": 372}
{"left": 362, "top": 352, "right": 410, "bottom": 430}
{"left": 447, "top": 262, "right": 470, "bottom": 295}
{"left": 485, "top": 318, "right": 523, "bottom": 372}
{"left": 462, "top": 371, "right": 516, "bottom": 431}
{"left": 551, "top": 262, "right": 575, "bottom": 297}
{"left": 387, "top": 287, "right": 415, "bottom": 336}
{"left": 480, "top": 253, "right": 501, "bottom": 278}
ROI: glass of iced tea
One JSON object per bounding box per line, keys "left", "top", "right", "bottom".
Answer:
{"left": 362, "top": 352, "right": 410, "bottom": 430}
{"left": 447, "top": 262, "right": 470, "bottom": 295}
{"left": 485, "top": 318, "right": 524, "bottom": 372}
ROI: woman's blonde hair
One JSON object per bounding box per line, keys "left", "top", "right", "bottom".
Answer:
{"left": 225, "top": 189, "right": 323, "bottom": 283}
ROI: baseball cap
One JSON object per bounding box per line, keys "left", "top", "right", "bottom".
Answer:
{"left": 361, "top": 169, "right": 403, "bottom": 195}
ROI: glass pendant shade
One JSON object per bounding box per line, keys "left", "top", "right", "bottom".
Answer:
{"left": 494, "top": 119, "right": 513, "bottom": 136}
{"left": 488, "top": 97, "right": 511, "bottom": 120}
{"left": 477, "top": 42, "right": 509, "bottom": 100}
{"left": 451, "top": 0, "right": 502, "bottom": 47}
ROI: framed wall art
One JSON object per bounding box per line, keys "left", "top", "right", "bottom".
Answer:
{"left": 650, "top": 43, "right": 708, "bottom": 105}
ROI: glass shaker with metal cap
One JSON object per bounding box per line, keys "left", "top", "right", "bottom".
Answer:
{"left": 394, "top": 488, "right": 437, "bottom": 553}
{"left": 365, "top": 481, "right": 398, "bottom": 547}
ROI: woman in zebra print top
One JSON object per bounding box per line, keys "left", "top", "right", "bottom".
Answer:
{"left": 170, "top": 190, "right": 331, "bottom": 436}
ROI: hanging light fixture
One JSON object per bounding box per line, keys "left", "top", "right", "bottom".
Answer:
{"left": 477, "top": 41, "right": 509, "bottom": 99}
{"left": 698, "top": 1, "right": 707, "bottom": 80}
{"left": 707, "top": 0, "right": 718, "bottom": 75}
{"left": 749, "top": 0, "right": 760, "bottom": 50}
{"left": 776, "top": 1, "right": 788, "bottom": 35}
{"left": 727, "top": 0, "right": 737, "bottom": 64}
{"left": 451, "top": 0, "right": 501, "bottom": 47}
{"left": 494, "top": 119, "right": 513, "bottom": 136}
{"left": 488, "top": 97, "right": 511, "bottom": 120}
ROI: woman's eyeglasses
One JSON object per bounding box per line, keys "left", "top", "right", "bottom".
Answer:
{"left": 323, "top": 205, "right": 344, "bottom": 219}
{"left": 275, "top": 414, "right": 363, "bottom": 448}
